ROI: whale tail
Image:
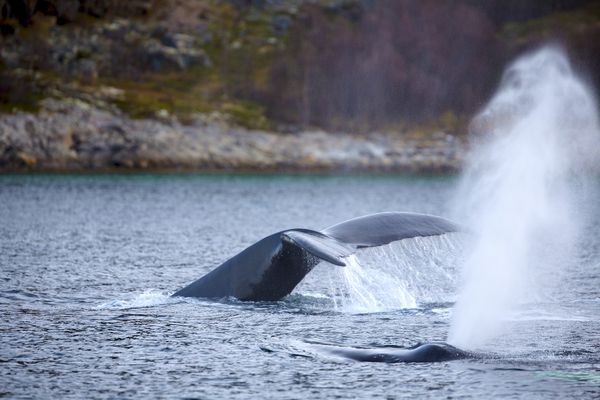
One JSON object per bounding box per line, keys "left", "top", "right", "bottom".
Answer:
{"left": 284, "top": 212, "right": 459, "bottom": 267}
{"left": 282, "top": 230, "right": 355, "bottom": 266}
{"left": 322, "top": 212, "right": 459, "bottom": 248}
{"left": 173, "top": 212, "right": 459, "bottom": 301}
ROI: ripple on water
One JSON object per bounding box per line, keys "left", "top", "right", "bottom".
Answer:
{"left": 1, "top": 174, "right": 599, "bottom": 399}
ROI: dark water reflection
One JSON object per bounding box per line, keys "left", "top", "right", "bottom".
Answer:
{"left": 1, "top": 174, "right": 598, "bottom": 399}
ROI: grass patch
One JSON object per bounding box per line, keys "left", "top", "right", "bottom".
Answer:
{"left": 0, "top": 67, "right": 51, "bottom": 113}
{"left": 102, "top": 67, "right": 272, "bottom": 130}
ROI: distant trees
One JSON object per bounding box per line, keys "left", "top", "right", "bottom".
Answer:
{"left": 257, "top": 1, "right": 503, "bottom": 130}
{"left": 0, "top": 0, "right": 152, "bottom": 25}
{"left": 256, "top": 0, "right": 600, "bottom": 131}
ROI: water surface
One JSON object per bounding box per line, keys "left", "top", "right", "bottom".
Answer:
{"left": 1, "top": 174, "right": 598, "bottom": 399}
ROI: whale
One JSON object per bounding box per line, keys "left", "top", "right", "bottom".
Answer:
{"left": 172, "top": 212, "right": 458, "bottom": 301}
{"left": 307, "top": 341, "right": 473, "bottom": 363}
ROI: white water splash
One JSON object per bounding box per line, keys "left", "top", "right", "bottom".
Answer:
{"left": 448, "top": 46, "right": 600, "bottom": 349}
{"left": 321, "top": 234, "right": 462, "bottom": 313}
{"left": 332, "top": 254, "right": 417, "bottom": 312}
{"left": 96, "top": 289, "right": 174, "bottom": 310}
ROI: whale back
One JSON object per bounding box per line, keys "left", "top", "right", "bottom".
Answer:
{"left": 309, "top": 341, "right": 471, "bottom": 363}
{"left": 322, "top": 212, "right": 459, "bottom": 248}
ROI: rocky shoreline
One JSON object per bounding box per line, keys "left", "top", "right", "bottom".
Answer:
{"left": 0, "top": 99, "right": 465, "bottom": 174}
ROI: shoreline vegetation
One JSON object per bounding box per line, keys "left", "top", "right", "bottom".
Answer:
{"left": 1, "top": 0, "right": 599, "bottom": 173}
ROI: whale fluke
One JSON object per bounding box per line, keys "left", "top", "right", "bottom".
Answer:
{"left": 283, "top": 230, "right": 354, "bottom": 266}
{"left": 323, "top": 212, "right": 458, "bottom": 248}
{"left": 172, "top": 212, "right": 459, "bottom": 301}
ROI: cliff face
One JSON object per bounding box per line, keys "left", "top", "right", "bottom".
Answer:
{"left": 0, "top": 1, "right": 599, "bottom": 172}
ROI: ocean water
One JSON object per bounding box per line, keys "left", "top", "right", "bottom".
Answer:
{"left": 1, "top": 174, "right": 599, "bottom": 399}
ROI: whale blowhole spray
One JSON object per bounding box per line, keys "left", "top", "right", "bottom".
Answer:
{"left": 448, "top": 45, "right": 600, "bottom": 349}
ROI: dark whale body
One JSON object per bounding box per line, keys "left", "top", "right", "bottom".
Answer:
{"left": 311, "top": 341, "right": 472, "bottom": 363}
{"left": 172, "top": 212, "right": 458, "bottom": 301}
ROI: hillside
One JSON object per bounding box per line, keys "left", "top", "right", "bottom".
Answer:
{"left": 1, "top": 0, "right": 599, "bottom": 171}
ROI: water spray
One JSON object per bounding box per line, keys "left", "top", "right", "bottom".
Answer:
{"left": 448, "top": 45, "right": 600, "bottom": 349}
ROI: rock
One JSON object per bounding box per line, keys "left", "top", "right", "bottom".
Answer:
{"left": 0, "top": 99, "right": 466, "bottom": 172}
{"left": 16, "top": 151, "right": 37, "bottom": 167}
